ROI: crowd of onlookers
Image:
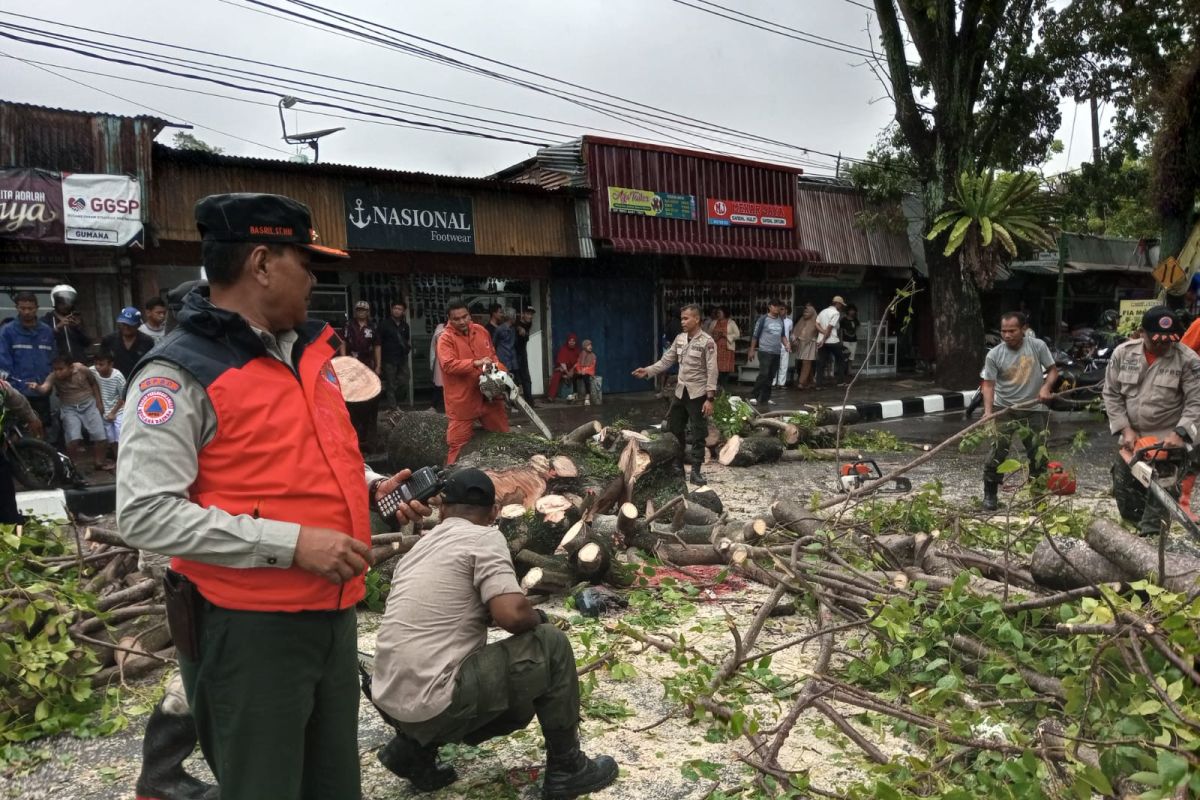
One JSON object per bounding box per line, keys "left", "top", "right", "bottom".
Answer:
{"left": 0, "top": 284, "right": 165, "bottom": 473}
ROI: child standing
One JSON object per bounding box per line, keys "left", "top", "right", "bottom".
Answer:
{"left": 576, "top": 339, "right": 598, "bottom": 406}
{"left": 31, "top": 356, "right": 112, "bottom": 471}
{"left": 90, "top": 350, "right": 126, "bottom": 462}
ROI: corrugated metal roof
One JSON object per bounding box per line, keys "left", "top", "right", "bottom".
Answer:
{"left": 155, "top": 144, "right": 583, "bottom": 196}
{"left": 585, "top": 139, "right": 820, "bottom": 262}
{"left": 793, "top": 183, "right": 912, "bottom": 268}
{"left": 0, "top": 100, "right": 175, "bottom": 127}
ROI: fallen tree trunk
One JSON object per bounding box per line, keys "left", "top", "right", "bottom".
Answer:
{"left": 1085, "top": 519, "right": 1200, "bottom": 592}
{"left": 749, "top": 418, "right": 800, "bottom": 446}
{"left": 769, "top": 497, "right": 825, "bottom": 538}
{"left": 719, "top": 435, "right": 784, "bottom": 467}
{"left": 383, "top": 409, "right": 450, "bottom": 470}
{"left": 1030, "top": 536, "right": 1128, "bottom": 590}
{"left": 560, "top": 420, "right": 601, "bottom": 445}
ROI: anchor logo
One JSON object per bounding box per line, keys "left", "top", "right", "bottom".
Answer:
{"left": 348, "top": 198, "right": 371, "bottom": 230}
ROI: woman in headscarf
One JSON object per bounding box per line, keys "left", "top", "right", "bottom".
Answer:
{"left": 793, "top": 302, "right": 819, "bottom": 389}
{"left": 547, "top": 332, "right": 580, "bottom": 400}
{"left": 709, "top": 307, "right": 740, "bottom": 386}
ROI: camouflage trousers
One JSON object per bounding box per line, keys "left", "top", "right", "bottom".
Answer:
{"left": 984, "top": 409, "right": 1049, "bottom": 484}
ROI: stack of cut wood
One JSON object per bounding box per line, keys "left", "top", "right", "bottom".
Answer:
{"left": 706, "top": 409, "right": 862, "bottom": 467}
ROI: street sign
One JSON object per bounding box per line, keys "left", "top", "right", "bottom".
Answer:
{"left": 1153, "top": 256, "right": 1184, "bottom": 289}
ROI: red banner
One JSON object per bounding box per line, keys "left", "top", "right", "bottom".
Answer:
{"left": 706, "top": 197, "right": 794, "bottom": 229}
{"left": 0, "top": 169, "right": 65, "bottom": 242}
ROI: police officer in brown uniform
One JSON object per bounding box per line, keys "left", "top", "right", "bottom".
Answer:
{"left": 633, "top": 304, "right": 719, "bottom": 486}
{"left": 1102, "top": 306, "right": 1200, "bottom": 536}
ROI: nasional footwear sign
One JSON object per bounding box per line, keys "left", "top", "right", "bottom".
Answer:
{"left": 344, "top": 188, "right": 475, "bottom": 253}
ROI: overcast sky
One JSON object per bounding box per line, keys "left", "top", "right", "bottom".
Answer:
{"left": 0, "top": 0, "right": 1106, "bottom": 180}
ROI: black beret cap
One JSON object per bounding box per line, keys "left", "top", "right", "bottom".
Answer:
{"left": 194, "top": 193, "right": 348, "bottom": 262}
{"left": 1141, "top": 305, "right": 1184, "bottom": 342}
{"left": 441, "top": 467, "right": 496, "bottom": 508}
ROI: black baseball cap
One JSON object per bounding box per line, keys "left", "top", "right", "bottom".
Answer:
{"left": 1141, "top": 305, "right": 1184, "bottom": 343}
{"left": 194, "top": 193, "right": 348, "bottom": 261}
{"left": 441, "top": 467, "right": 495, "bottom": 507}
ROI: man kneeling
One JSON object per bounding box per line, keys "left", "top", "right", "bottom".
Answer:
{"left": 369, "top": 468, "right": 618, "bottom": 799}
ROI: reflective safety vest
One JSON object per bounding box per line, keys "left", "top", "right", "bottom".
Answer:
{"left": 140, "top": 296, "right": 370, "bottom": 611}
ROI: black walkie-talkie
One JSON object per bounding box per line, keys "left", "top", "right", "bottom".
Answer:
{"left": 375, "top": 466, "right": 445, "bottom": 519}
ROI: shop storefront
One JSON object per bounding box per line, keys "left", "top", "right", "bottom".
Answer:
{"left": 139, "top": 145, "right": 585, "bottom": 400}
{"left": 0, "top": 102, "right": 168, "bottom": 337}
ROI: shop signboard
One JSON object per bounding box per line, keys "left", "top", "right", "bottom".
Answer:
{"left": 1118, "top": 298, "right": 1158, "bottom": 334}
{"left": 0, "top": 168, "right": 64, "bottom": 242}
{"left": 706, "top": 197, "right": 794, "bottom": 228}
{"left": 61, "top": 173, "right": 144, "bottom": 247}
{"left": 345, "top": 189, "right": 475, "bottom": 253}
{"left": 606, "top": 186, "right": 696, "bottom": 220}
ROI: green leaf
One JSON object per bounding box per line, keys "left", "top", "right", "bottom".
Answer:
{"left": 996, "top": 458, "right": 1022, "bottom": 475}
{"left": 979, "top": 216, "right": 993, "bottom": 247}
{"left": 944, "top": 216, "right": 973, "bottom": 256}
{"left": 1081, "top": 764, "right": 1114, "bottom": 796}
{"left": 1133, "top": 699, "right": 1162, "bottom": 716}
{"left": 1157, "top": 751, "right": 1189, "bottom": 786}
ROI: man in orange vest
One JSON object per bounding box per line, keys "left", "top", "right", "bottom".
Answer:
{"left": 437, "top": 300, "right": 510, "bottom": 464}
{"left": 116, "top": 193, "right": 429, "bottom": 800}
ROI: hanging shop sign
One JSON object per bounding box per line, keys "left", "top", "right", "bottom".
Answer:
{"left": 1118, "top": 299, "right": 1158, "bottom": 333}
{"left": 345, "top": 189, "right": 475, "bottom": 253}
{"left": 706, "top": 197, "right": 794, "bottom": 229}
{"left": 606, "top": 186, "right": 696, "bottom": 220}
{"left": 61, "top": 173, "right": 143, "bottom": 247}
{"left": 0, "top": 168, "right": 64, "bottom": 243}
{"left": 0, "top": 168, "right": 143, "bottom": 247}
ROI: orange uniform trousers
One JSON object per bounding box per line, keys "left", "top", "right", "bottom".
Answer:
{"left": 446, "top": 399, "right": 510, "bottom": 464}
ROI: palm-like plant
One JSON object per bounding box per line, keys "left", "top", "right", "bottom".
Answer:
{"left": 926, "top": 171, "right": 1057, "bottom": 289}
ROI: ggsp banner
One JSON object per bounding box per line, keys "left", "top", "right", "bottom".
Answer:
{"left": 0, "top": 169, "right": 143, "bottom": 247}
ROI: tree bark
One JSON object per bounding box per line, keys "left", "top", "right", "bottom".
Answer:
{"left": 1085, "top": 519, "right": 1200, "bottom": 593}
{"left": 1030, "top": 536, "right": 1127, "bottom": 590}
{"left": 718, "top": 435, "right": 784, "bottom": 466}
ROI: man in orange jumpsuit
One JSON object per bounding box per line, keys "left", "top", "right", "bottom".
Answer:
{"left": 438, "top": 300, "right": 510, "bottom": 464}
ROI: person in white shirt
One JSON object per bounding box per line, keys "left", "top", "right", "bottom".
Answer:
{"left": 139, "top": 297, "right": 167, "bottom": 341}
{"left": 90, "top": 350, "right": 126, "bottom": 459}
{"left": 815, "top": 296, "right": 848, "bottom": 387}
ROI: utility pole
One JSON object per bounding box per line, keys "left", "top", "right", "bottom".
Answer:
{"left": 1089, "top": 97, "right": 1105, "bottom": 226}
{"left": 835, "top": 152, "right": 841, "bottom": 180}
{"left": 1054, "top": 234, "right": 1069, "bottom": 341}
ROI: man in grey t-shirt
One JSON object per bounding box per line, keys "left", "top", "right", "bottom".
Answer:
{"left": 979, "top": 311, "right": 1058, "bottom": 510}
{"left": 369, "top": 469, "right": 618, "bottom": 799}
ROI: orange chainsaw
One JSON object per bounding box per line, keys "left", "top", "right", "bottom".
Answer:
{"left": 837, "top": 459, "right": 912, "bottom": 494}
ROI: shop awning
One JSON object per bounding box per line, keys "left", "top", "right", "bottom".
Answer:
{"left": 604, "top": 237, "right": 822, "bottom": 262}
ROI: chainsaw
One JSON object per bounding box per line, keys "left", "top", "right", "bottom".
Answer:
{"left": 478, "top": 361, "right": 553, "bottom": 439}
{"left": 1123, "top": 439, "right": 1200, "bottom": 541}
{"left": 836, "top": 459, "right": 912, "bottom": 494}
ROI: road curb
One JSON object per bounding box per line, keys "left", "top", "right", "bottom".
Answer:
{"left": 810, "top": 390, "right": 979, "bottom": 425}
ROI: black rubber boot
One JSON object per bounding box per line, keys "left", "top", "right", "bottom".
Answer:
{"left": 541, "top": 726, "right": 618, "bottom": 800}
{"left": 377, "top": 733, "right": 458, "bottom": 793}
{"left": 134, "top": 703, "right": 218, "bottom": 800}
{"left": 689, "top": 465, "right": 707, "bottom": 486}
{"left": 982, "top": 481, "right": 999, "bottom": 511}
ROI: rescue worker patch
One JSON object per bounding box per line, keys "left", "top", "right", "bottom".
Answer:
{"left": 139, "top": 377, "right": 182, "bottom": 393}
{"left": 137, "top": 391, "right": 176, "bottom": 425}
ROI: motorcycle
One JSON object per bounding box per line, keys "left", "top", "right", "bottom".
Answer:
{"left": 4, "top": 417, "right": 87, "bottom": 490}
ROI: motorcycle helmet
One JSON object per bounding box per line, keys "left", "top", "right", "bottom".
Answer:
{"left": 50, "top": 284, "right": 78, "bottom": 308}
{"left": 1098, "top": 309, "right": 1119, "bottom": 329}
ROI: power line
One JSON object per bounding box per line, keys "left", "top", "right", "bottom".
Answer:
{"left": 840, "top": 0, "right": 876, "bottom": 11}
{"left": 0, "top": 49, "right": 293, "bottom": 155}
{"left": 245, "top": 0, "right": 896, "bottom": 170}
{"left": 1, "top": 14, "right": 851, "bottom": 172}
{"left": 667, "top": 0, "right": 880, "bottom": 60}
{"left": 0, "top": 28, "right": 552, "bottom": 147}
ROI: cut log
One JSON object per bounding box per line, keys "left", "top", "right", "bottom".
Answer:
{"left": 520, "top": 566, "right": 572, "bottom": 594}
{"left": 572, "top": 541, "right": 611, "bottom": 580}
{"left": 484, "top": 466, "right": 546, "bottom": 509}
{"left": 515, "top": 549, "right": 571, "bottom": 573}
{"left": 618, "top": 436, "right": 682, "bottom": 481}
{"left": 688, "top": 486, "right": 724, "bottom": 515}
{"left": 1085, "top": 519, "right": 1200, "bottom": 592}
{"left": 529, "top": 454, "right": 551, "bottom": 474}
{"left": 654, "top": 543, "right": 728, "bottom": 566}
{"left": 616, "top": 435, "right": 685, "bottom": 510}
{"left": 750, "top": 418, "right": 801, "bottom": 446}
{"left": 551, "top": 455, "right": 579, "bottom": 478}
{"left": 677, "top": 499, "right": 720, "bottom": 526}
{"left": 561, "top": 420, "right": 602, "bottom": 445}
{"left": 1030, "top": 536, "right": 1127, "bottom": 590}
{"left": 769, "top": 497, "right": 824, "bottom": 537}
{"left": 536, "top": 494, "right": 576, "bottom": 524}
{"left": 384, "top": 409, "right": 450, "bottom": 471}
{"left": 598, "top": 427, "right": 650, "bottom": 450}
{"left": 718, "top": 435, "right": 784, "bottom": 467}
{"left": 555, "top": 520, "right": 589, "bottom": 556}
{"left": 779, "top": 448, "right": 863, "bottom": 462}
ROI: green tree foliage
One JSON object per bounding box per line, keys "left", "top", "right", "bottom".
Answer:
{"left": 871, "top": 0, "right": 1061, "bottom": 385}
{"left": 1052, "top": 155, "right": 1157, "bottom": 238}
{"left": 170, "top": 131, "right": 223, "bottom": 155}
{"left": 927, "top": 171, "right": 1057, "bottom": 288}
